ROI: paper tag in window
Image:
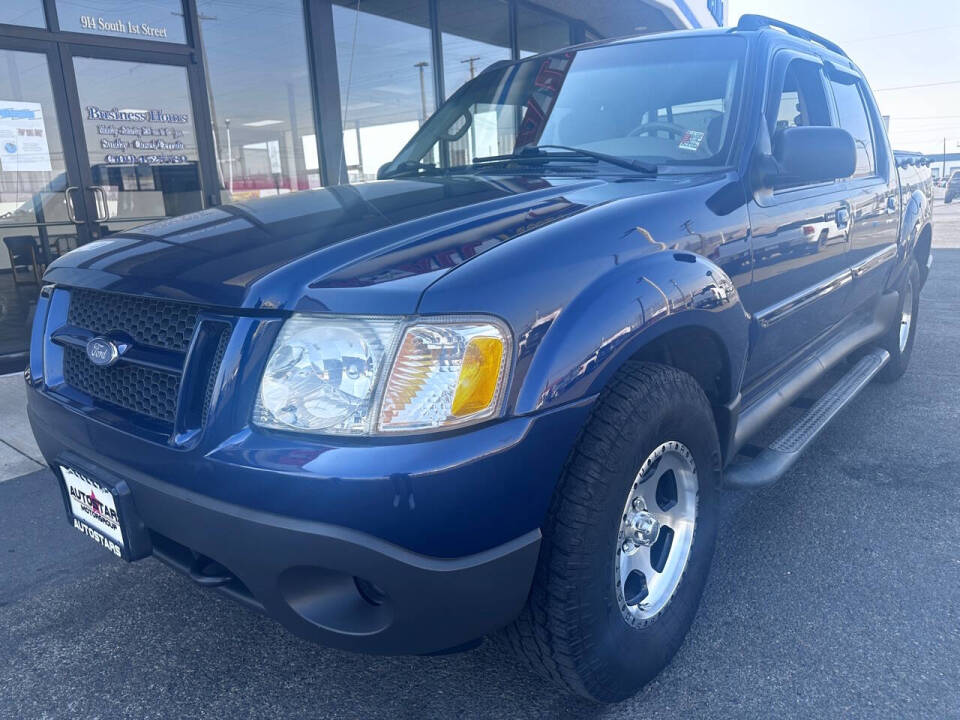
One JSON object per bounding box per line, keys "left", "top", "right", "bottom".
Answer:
{"left": 678, "top": 130, "right": 705, "bottom": 152}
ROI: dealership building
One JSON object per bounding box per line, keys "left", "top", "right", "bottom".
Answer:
{"left": 0, "top": 0, "right": 723, "bottom": 372}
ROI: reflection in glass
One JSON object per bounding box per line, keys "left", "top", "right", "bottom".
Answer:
{"left": 198, "top": 0, "right": 319, "bottom": 202}
{"left": 518, "top": 6, "right": 572, "bottom": 57}
{"left": 392, "top": 37, "right": 746, "bottom": 169}
{"left": 334, "top": 0, "right": 435, "bottom": 183}
{"left": 439, "top": 0, "right": 512, "bottom": 166}
{"left": 55, "top": 0, "right": 186, "bottom": 42}
{"left": 73, "top": 57, "right": 203, "bottom": 223}
{"left": 440, "top": 0, "right": 511, "bottom": 97}
{"left": 0, "top": 0, "right": 46, "bottom": 27}
{"left": 0, "top": 49, "right": 72, "bottom": 365}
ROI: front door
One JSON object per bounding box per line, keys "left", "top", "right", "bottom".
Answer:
{"left": 60, "top": 46, "right": 209, "bottom": 240}
{"left": 0, "top": 38, "right": 88, "bottom": 370}
{"left": 0, "top": 36, "right": 215, "bottom": 372}
{"left": 739, "top": 51, "right": 854, "bottom": 384}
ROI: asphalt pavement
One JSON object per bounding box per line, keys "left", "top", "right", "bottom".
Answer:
{"left": 2, "top": 205, "right": 960, "bottom": 719}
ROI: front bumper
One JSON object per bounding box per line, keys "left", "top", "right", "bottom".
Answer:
{"left": 28, "top": 385, "right": 593, "bottom": 654}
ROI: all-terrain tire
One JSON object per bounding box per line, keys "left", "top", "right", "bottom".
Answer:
{"left": 502, "top": 361, "right": 721, "bottom": 703}
{"left": 876, "top": 258, "right": 921, "bottom": 383}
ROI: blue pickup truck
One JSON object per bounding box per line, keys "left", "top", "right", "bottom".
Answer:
{"left": 27, "top": 16, "right": 932, "bottom": 702}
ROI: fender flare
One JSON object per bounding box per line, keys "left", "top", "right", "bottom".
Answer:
{"left": 513, "top": 251, "right": 750, "bottom": 416}
{"left": 887, "top": 189, "right": 930, "bottom": 291}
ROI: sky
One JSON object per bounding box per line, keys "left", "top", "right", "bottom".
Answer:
{"left": 726, "top": 0, "right": 960, "bottom": 155}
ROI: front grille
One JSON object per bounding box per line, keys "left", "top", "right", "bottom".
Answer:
{"left": 63, "top": 345, "right": 180, "bottom": 422}
{"left": 68, "top": 288, "right": 200, "bottom": 352}
{"left": 201, "top": 328, "right": 230, "bottom": 427}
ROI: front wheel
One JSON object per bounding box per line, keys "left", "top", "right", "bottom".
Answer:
{"left": 876, "top": 258, "right": 920, "bottom": 383}
{"left": 503, "top": 362, "right": 721, "bottom": 702}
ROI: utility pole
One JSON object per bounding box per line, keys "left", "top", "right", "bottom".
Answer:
{"left": 944, "top": 137, "right": 947, "bottom": 180}
{"left": 414, "top": 61, "right": 429, "bottom": 124}
{"left": 225, "top": 118, "right": 233, "bottom": 195}
{"left": 461, "top": 56, "right": 481, "bottom": 80}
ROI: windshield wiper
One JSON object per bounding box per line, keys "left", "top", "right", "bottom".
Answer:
{"left": 473, "top": 145, "right": 658, "bottom": 174}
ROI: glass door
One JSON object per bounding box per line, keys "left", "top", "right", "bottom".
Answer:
{"left": 0, "top": 38, "right": 90, "bottom": 371}
{"left": 59, "top": 46, "right": 208, "bottom": 239}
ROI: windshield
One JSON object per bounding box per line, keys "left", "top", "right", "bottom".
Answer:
{"left": 387, "top": 35, "right": 746, "bottom": 175}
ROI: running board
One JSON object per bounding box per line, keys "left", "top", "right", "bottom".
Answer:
{"left": 723, "top": 348, "right": 889, "bottom": 489}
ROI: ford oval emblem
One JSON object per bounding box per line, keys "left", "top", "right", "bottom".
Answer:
{"left": 86, "top": 337, "right": 119, "bottom": 367}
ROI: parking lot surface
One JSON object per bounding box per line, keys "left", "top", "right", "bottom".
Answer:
{"left": 2, "top": 203, "right": 959, "bottom": 719}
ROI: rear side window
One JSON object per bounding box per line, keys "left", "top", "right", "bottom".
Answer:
{"left": 829, "top": 78, "right": 876, "bottom": 178}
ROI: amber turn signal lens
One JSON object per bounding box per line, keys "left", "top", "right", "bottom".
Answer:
{"left": 451, "top": 337, "right": 504, "bottom": 417}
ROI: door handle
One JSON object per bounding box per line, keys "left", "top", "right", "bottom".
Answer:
{"left": 836, "top": 207, "right": 849, "bottom": 229}
{"left": 91, "top": 185, "right": 110, "bottom": 221}
{"left": 64, "top": 186, "right": 81, "bottom": 223}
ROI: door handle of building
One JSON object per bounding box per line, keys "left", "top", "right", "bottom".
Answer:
{"left": 64, "top": 186, "right": 81, "bottom": 223}
{"left": 91, "top": 186, "right": 110, "bottom": 221}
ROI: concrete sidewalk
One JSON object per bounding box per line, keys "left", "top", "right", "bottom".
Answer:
{"left": 0, "top": 374, "right": 44, "bottom": 482}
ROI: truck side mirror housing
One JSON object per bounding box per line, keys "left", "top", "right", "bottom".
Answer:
{"left": 771, "top": 126, "right": 857, "bottom": 187}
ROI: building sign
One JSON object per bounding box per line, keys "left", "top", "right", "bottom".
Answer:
{"left": 59, "top": 2, "right": 187, "bottom": 44}
{"left": 0, "top": 101, "right": 52, "bottom": 172}
{"left": 86, "top": 105, "right": 190, "bottom": 165}
{"left": 77, "top": 15, "right": 170, "bottom": 39}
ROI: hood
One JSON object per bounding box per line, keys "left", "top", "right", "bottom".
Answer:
{"left": 44, "top": 173, "right": 694, "bottom": 314}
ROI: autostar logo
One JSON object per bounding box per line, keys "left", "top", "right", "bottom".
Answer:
{"left": 69, "top": 484, "right": 120, "bottom": 526}
{"left": 86, "top": 337, "right": 118, "bottom": 366}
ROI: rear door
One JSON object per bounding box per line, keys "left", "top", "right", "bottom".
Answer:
{"left": 740, "top": 50, "right": 854, "bottom": 383}
{"left": 825, "top": 66, "right": 900, "bottom": 312}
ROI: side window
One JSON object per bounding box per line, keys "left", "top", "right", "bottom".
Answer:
{"left": 829, "top": 77, "right": 876, "bottom": 178}
{"left": 771, "top": 61, "right": 831, "bottom": 133}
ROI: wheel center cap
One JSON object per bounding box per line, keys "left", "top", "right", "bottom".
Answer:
{"left": 627, "top": 509, "right": 660, "bottom": 546}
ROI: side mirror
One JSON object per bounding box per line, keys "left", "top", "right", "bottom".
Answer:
{"left": 771, "top": 126, "right": 856, "bottom": 187}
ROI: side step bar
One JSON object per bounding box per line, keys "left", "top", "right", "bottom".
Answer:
{"left": 723, "top": 348, "right": 889, "bottom": 489}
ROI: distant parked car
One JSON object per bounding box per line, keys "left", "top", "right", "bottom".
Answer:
{"left": 945, "top": 172, "right": 960, "bottom": 202}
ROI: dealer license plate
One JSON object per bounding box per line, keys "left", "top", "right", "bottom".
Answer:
{"left": 61, "top": 465, "right": 125, "bottom": 558}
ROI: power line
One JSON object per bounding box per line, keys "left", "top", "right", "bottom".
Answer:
{"left": 875, "top": 79, "right": 960, "bottom": 92}
{"left": 845, "top": 24, "right": 960, "bottom": 44}
{"left": 892, "top": 115, "right": 960, "bottom": 121}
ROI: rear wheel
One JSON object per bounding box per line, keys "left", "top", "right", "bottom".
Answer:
{"left": 503, "top": 362, "right": 721, "bottom": 703}
{"left": 876, "top": 258, "right": 920, "bottom": 383}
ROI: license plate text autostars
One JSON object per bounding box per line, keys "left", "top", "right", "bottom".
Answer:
{"left": 68, "top": 483, "right": 120, "bottom": 531}
{"left": 72, "top": 518, "right": 122, "bottom": 557}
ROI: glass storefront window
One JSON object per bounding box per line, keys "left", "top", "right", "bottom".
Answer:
{"left": 439, "top": 0, "right": 512, "bottom": 97}
{"left": 0, "top": 49, "right": 72, "bottom": 365}
{"left": 0, "top": 1, "right": 46, "bottom": 28}
{"left": 333, "top": 0, "right": 435, "bottom": 184}
{"left": 438, "top": 0, "right": 512, "bottom": 164}
{"left": 72, "top": 57, "right": 203, "bottom": 227}
{"left": 55, "top": 0, "right": 186, "bottom": 43}
{"left": 197, "top": 0, "right": 319, "bottom": 203}
{"left": 518, "top": 6, "right": 572, "bottom": 57}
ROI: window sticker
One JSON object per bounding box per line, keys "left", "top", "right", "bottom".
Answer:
{"left": 678, "top": 130, "right": 704, "bottom": 152}
{"left": 0, "top": 101, "right": 52, "bottom": 172}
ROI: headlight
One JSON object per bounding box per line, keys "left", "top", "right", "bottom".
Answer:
{"left": 253, "top": 315, "right": 511, "bottom": 436}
